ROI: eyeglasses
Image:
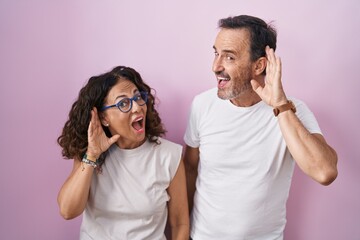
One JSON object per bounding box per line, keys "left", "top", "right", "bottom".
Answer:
{"left": 101, "top": 91, "right": 148, "bottom": 113}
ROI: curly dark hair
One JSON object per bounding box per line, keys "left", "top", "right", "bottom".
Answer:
{"left": 218, "top": 15, "right": 277, "bottom": 68}
{"left": 57, "top": 66, "right": 166, "bottom": 164}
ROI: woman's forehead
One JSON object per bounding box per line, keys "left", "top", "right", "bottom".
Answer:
{"left": 107, "top": 79, "right": 139, "bottom": 101}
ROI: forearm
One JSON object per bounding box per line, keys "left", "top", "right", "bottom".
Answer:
{"left": 171, "top": 224, "right": 190, "bottom": 240}
{"left": 278, "top": 110, "right": 338, "bottom": 185}
{"left": 57, "top": 161, "right": 94, "bottom": 219}
{"left": 167, "top": 159, "right": 190, "bottom": 239}
{"left": 185, "top": 168, "right": 197, "bottom": 213}
{"left": 183, "top": 145, "right": 199, "bottom": 213}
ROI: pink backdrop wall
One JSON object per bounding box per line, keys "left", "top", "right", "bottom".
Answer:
{"left": 0, "top": 1, "right": 359, "bottom": 239}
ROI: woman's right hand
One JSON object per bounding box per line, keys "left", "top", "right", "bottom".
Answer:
{"left": 86, "top": 107, "right": 120, "bottom": 158}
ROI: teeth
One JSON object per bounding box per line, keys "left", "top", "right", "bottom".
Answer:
{"left": 133, "top": 116, "right": 143, "bottom": 122}
{"left": 218, "top": 77, "right": 230, "bottom": 81}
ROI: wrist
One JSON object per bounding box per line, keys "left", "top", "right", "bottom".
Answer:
{"left": 273, "top": 100, "right": 296, "bottom": 116}
{"left": 273, "top": 98, "right": 289, "bottom": 108}
{"left": 81, "top": 154, "right": 99, "bottom": 170}
{"left": 85, "top": 152, "right": 99, "bottom": 162}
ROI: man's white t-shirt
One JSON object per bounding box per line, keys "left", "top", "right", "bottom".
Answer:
{"left": 184, "top": 88, "right": 322, "bottom": 240}
{"left": 80, "top": 138, "right": 182, "bottom": 240}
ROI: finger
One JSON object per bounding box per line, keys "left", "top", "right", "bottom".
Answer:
{"left": 266, "top": 55, "right": 271, "bottom": 75}
{"left": 108, "top": 134, "right": 120, "bottom": 145}
{"left": 273, "top": 56, "right": 282, "bottom": 84}
{"left": 88, "top": 115, "right": 94, "bottom": 138}
{"left": 250, "top": 79, "right": 263, "bottom": 97}
{"left": 266, "top": 46, "right": 275, "bottom": 63}
{"left": 267, "top": 49, "right": 278, "bottom": 76}
{"left": 276, "top": 56, "right": 282, "bottom": 75}
{"left": 91, "top": 107, "right": 100, "bottom": 126}
{"left": 266, "top": 49, "right": 275, "bottom": 75}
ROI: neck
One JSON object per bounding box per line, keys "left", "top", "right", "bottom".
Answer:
{"left": 230, "top": 91, "right": 262, "bottom": 107}
{"left": 116, "top": 137, "right": 146, "bottom": 149}
{"left": 230, "top": 77, "right": 264, "bottom": 107}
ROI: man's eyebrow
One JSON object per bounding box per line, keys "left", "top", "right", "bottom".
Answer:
{"left": 213, "top": 46, "right": 236, "bottom": 54}
{"left": 223, "top": 49, "right": 236, "bottom": 54}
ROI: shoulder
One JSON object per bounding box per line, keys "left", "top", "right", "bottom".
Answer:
{"left": 288, "top": 96, "right": 312, "bottom": 113}
{"left": 192, "top": 88, "right": 217, "bottom": 104}
{"left": 288, "top": 96, "right": 305, "bottom": 106}
{"left": 153, "top": 138, "right": 183, "bottom": 179}
{"left": 152, "top": 138, "right": 183, "bottom": 154}
{"left": 190, "top": 88, "right": 219, "bottom": 114}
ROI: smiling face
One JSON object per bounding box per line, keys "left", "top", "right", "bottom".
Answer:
{"left": 101, "top": 79, "right": 147, "bottom": 149}
{"left": 213, "top": 28, "right": 259, "bottom": 105}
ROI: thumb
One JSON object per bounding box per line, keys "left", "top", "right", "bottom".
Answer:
{"left": 109, "top": 134, "right": 120, "bottom": 145}
{"left": 250, "top": 79, "right": 263, "bottom": 96}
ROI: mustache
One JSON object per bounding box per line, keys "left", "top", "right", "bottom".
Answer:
{"left": 215, "top": 72, "right": 230, "bottom": 78}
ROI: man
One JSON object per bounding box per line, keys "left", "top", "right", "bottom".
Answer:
{"left": 183, "top": 15, "right": 338, "bottom": 240}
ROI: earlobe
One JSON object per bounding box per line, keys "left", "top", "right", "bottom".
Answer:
{"left": 99, "top": 113, "right": 109, "bottom": 127}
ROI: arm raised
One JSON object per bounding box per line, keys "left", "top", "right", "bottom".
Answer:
{"left": 278, "top": 111, "right": 338, "bottom": 185}
{"left": 57, "top": 108, "right": 120, "bottom": 219}
{"left": 251, "top": 46, "right": 338, "bottom": 185}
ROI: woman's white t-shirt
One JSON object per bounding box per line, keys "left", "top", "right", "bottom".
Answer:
{"left": 80, "top": 138, "right": 182, "bottom": 240}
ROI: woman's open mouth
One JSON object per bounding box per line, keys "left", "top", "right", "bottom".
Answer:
{"left": 131, "top": 116, "right": 145, "bottom": 133}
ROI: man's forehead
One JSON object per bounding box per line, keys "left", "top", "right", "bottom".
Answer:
{"left": 214, "top": 28, "right": 250, "bottom": 52}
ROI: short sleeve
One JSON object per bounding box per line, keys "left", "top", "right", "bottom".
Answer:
{"left": 292, "top": 98, "right": 322, "bottom": 135}
{"left": 184, "top": 97, "right": 201, "bottom": 148}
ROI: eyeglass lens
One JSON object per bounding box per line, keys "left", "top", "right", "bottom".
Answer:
{"left": 117, "top": 92, "right": 147, "bottom": 112}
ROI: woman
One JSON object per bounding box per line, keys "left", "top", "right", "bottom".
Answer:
{"left": 57, "top": 66, "right": 189, "bottom": 240}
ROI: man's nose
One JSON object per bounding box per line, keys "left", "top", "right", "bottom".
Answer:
{"left": 212, "top": 58, "right": 224, "bottom": 73}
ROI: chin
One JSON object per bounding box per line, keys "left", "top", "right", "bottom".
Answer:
{"left": 135, "top": 133, "right": 146, "bottom": 143}
{"left": 217, "top": 89, "right": 231, "bottom": 100}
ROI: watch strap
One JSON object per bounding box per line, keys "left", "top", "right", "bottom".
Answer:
{"left": 273, "top": 100, "right": 296, "bottom": 116}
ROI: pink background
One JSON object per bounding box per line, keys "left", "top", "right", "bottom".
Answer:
{"left": 0, "top": 1, "right": 359, "bottom": 239}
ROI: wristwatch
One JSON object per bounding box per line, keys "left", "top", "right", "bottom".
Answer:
{"left": 273, "top": 100, "right": 296, "bottom": 116}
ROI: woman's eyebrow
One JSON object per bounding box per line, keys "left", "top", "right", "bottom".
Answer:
{"left": 114, "top": 94, "right": 128, "bottom": 101}
{"left": 114, "top": 89, "right": 139, "bottom": 101}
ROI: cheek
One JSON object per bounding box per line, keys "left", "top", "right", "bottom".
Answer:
{"left": 230, "top": 66, "right": 242, "bottom": 79}
{"left": 234, "top": 62, "right": 252, "bottom": 76}
{"left": 225, "top": 61, "right": 241, "bottom": 75}
{"left": 108, "top": 113, "right": 128, "bottom": 128}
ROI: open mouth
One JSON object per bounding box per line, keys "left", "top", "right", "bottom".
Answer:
{"left": 217, "top": 76, "right": 230, "bottom": 88}
{"left": 131, "top": 116, "right": 145, "bottom": 133}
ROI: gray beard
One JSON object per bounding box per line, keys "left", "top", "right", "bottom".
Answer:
{"left": 217, "top": 80, "right": 252, "bottom": 100}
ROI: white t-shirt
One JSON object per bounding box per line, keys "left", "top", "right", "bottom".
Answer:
{"left": 184, "top": 88, "right": 322, "bottom": 240}
{"left": 80, "top": 138, "right": 182, "bottom": 240}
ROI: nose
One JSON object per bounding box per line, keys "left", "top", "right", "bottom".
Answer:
{"left": 212, "top": 57, "right": 224, "bottom": 74}
{"left": 130, "top": 99, "right": 143, "bottom": 113}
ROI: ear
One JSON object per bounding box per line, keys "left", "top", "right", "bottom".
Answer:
{"left": 253, "top": 57, "right": 267, "bottom": 76}
{"left": 99, "top": 112, "right": 109, "bottom": 127}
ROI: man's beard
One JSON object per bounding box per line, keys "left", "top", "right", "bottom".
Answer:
{"left": 217, "top": 72, "right": 253, "bottom": 100}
